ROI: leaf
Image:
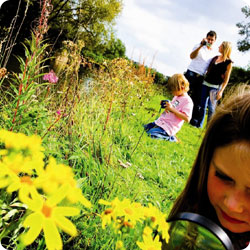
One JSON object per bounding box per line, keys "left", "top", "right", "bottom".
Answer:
{"left": 3, "top": 209, "right": 19, "bottom": 221}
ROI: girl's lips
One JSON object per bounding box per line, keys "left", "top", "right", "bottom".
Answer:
{"left": 220, "top": 209, "right": 244, "bottom": 224}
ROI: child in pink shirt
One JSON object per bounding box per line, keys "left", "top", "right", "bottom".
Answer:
{"left": 144, "top": 74, "right": 193, "bottom": 141}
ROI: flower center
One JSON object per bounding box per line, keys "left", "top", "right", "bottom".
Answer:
{"left": 20, "top": 176, "right": 33, "bottom": 185}
{"left": 124, "top": 208, "right": 133, "bottom": 215}
{"left": 42, "top": 204, "right": 52, "bottom": 218}
{"left": 104, "top": 209, "right": 112, "bottom": 215}
{"left": 151, "top": 216, "right": 156, "bottom": 222}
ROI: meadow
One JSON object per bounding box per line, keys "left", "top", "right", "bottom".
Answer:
{"left": 0, "top": 4, "right": 204, "bottom": 249}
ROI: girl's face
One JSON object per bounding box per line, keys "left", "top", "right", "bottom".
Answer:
{"left": 207, "top": 141, "right": 250, "bottom": 233}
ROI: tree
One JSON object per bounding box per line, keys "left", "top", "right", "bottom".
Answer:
{"left": 229, "top": 66, "right": 250, "bottom": 86}
{"left": 75, "top": 0, "right": 122, "bottom": 45}
{"left": 236, "top": 6, "right": 250, "bottom": 52}
{"left": 0, "top": 0, "right": 124, "bottom": 61}
{"left": 49, "top": 0, "right": 125, "bottom": 61}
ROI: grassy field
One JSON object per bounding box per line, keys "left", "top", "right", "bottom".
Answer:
{"left": 0, "top": 37, "right": 205, "bottom": 249}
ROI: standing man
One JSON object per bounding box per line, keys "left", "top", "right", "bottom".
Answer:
{"left": 184, "top": 30, "right": 217, "bottom": 127}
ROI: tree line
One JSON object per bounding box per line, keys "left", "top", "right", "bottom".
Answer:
{"left": 0, "top": 0, "right": 249, "bottom": 85}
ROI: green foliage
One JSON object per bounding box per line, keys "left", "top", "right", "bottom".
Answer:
{"left": 82, "top": 37, "right": 126, "bottom": 63}
{"left": 229, "top": 66, "right": 250, "bottom": 87}
{"left": 0, "top": 0, "right": 124, "bottom": 70}
{"left": 102, "top": 38, "right": 126, "bottom": 59}
{"left": 0, "top": 33, "right": 50, "bottom": 133}
{"left": 49, "top": 0, "right": 123, "bottom": 58}
{"left": 152, "top": 70, "right": 169, "bottom": 85}
{"left": 237, "top": 6, "right": 250, "bottom": 52}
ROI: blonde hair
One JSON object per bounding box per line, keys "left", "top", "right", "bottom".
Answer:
{"left": 167, "top": 73, "right": 189, "bottom": 93}
{"left": 221, "top": 41, "right": 232, "bottom": 61}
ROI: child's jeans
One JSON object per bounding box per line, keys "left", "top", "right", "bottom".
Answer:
{"left": 143, "top": 122, "right": 156, "bottom": 131}
{"left": 144, "top": 123, "right": 177, "bottom": 142}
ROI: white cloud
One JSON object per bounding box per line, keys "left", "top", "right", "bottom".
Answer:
{"left": 115, "top": 0, "right": 250, "bottom": 76}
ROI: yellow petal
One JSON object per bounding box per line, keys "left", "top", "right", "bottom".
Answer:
{"left": 54, "top": 215, "right": 78, "bottom": 236}
{"left": 43, "top": 218, "right": 62, "bottom": 250}
{"left": 0, "top": 178, "right": 10, "bottom": 188}
{"left": 19, "top": 188, "right": 43, "bottom": 211}
{"left": 79, "top": 195, "right": 92, "bottom": 208}
{"left": 98, "top": 199, "right": 111, "bottom": 205}
{"left": 21, "top": 213, "right": 43, "bottom": 245}
{"left": 47, "top": 184, "right": 69, "bottom": 207}
{"left": 7, "top": 181, "right": 20, "bottom": 193}
{"left": 53, "top": 206, "right": 80, "bottom": 216}
{"left": 0, "top": 149, "right": 8, "bottom": 155}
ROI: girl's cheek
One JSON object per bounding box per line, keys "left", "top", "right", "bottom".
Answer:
{"left": 207, "top": 175, "right": 226, "bottom": 204}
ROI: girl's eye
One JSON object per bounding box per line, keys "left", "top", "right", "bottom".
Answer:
{"left": 215, "top": 170, "right": 233, "bottom": 182}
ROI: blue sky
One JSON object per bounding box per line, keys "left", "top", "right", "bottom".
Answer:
{"left": 115, "top": 0, "right": 250, "bottom": 76}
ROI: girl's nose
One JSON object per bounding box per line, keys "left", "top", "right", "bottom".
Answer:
{"left": 224, "top": 193, "right": 244, "bottom": 213}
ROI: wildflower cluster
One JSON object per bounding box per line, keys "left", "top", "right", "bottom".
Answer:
{"left": 0, "top": 129, "right": 91, "bottom": 250}
{"left": 43, "top": 70, "right": 58, "bottom": 84}
{"left": 99, "top": 198, "right": 169, "bottom": 250}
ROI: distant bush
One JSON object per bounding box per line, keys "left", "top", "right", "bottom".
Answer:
{"left": 229, "top": 66, "right": 250, "bottom": 87}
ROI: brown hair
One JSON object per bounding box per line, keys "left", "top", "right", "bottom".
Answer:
{"left": 207, "top": 30, "right": 217, "bottom": 39}
{"left": 167, "top": 73, "right": 190, "bottom": 93}
{"left": 168, "top": 84, "right": 250, "bottom": 219}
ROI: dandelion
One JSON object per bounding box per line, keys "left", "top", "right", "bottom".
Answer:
{"left": 21, "top": 186, "right": 80, "bottom": 250}
{"left": 43, "top": 70, "right": 58, "bottom": 84}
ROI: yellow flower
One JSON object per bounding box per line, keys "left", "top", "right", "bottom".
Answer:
{"left": 157, "top": 217, "right": 169, "bottom": 242}
{"left": 0, "top": 154, "right": 42, "bottom": 203}
{"left": 0, "top": 155, "right": 35, "bottom": 193}
{"left": 99, "top": 198, "right": 144, "bottom": 229}
{"left": 116, "top": 240, "right": 124, "bottom": 249}
{"left": 35, "top": 157, "right": 91, "bottom": 208}
{"left": 144, "top": 204, "right": 169, "bottom": 242}
{"left": 137, "top": 233, "right": 162, "bottom": 250}
{"left": 0, "top": 129, "right": 44, "bottom": 153}
{"left": 100, "top": 207, "right": 113, "bottom": 229}
{"left": 143, "top": 226, "right": 153, "bottom": 236}
{"left": 0, "top": 153, "right": 33, "bottom": 176}
{"left": 21, "top": 186, "right": 80, "bottom": 250}
{"left": 0, "top": 130, "right": 44, "bottom": 175}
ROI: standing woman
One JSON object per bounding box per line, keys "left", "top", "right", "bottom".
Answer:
{"left": 193, "top": 41, "right": 233, "bottom": 128}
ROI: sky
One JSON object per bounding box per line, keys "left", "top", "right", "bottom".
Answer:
{"left": 114, "top": 0, "right": 250, "bottom": 76}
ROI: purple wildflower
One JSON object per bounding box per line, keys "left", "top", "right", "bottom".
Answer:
{"left": 43, "top": 70, "right": 58, "bottom": 83}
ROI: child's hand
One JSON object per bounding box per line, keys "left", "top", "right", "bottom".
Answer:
{"left": 165, "top": 102, "right": 173, "bottom": 112}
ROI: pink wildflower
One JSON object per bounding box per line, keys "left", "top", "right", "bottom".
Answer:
{"left": 43, "top": 70, "right": 58, "bottom": 83}
{"left": 56, "top": 110, "right": 61, "bottom": 115}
